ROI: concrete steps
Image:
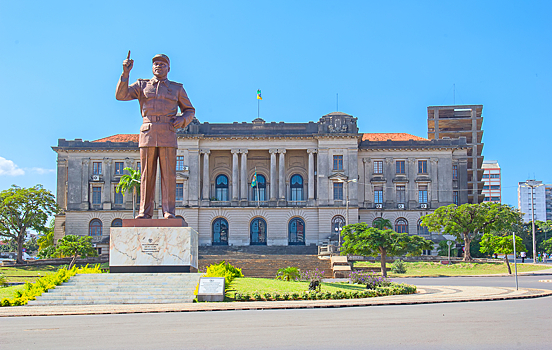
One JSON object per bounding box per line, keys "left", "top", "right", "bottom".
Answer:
{"left": 28, "top": 273, "right": 202, "bottom": 306}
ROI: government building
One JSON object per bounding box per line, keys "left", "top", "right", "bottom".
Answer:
{"left": 52, "top": 105, "right": 483, "bottom": 255}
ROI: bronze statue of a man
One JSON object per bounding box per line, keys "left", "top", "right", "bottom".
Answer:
{"left": 116, "top": 54, "right": 195, "bottom": 219}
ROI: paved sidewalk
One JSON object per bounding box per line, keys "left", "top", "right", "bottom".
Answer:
{"left": 1, "top": 285, "right": 551, "bottom": 318}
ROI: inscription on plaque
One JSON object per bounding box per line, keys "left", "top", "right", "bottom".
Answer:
{"left": 197, "top": 277, "right": 225, "bottom": 301}
{"left": 141, "top": 238, "right": 160, "bottom": 253}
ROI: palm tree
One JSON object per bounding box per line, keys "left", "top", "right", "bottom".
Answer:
{"left": 372, "top": 218, "right": 393, "bottom": 230}
{"left": 116, "top": 167, "right": 141, "bottom": 217}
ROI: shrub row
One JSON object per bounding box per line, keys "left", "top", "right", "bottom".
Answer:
{"left": 1, "top": 264, "right": 102, "bottom": 307}
{"left": 233, "top": 283, "right": 416, "bottom": 301}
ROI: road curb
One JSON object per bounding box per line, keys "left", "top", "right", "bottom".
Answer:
{"left": 1, "top": 286, "right": 551, "bottom": 318}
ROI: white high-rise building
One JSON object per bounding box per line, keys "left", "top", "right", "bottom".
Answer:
{"left": 518, "top": 181, "right": 546, "bottom": 223}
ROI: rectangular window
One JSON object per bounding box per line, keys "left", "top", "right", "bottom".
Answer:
{"left": 418, "top": 160, "right": 427, "bottom": 174}
{"left": 490, "top": 174, "right": 500, "bottom": 178}
{"left": 176, "top": 156, "right": 185, "bottom": 171}
{"left": 483, "top": 185, "right": 489, "bottom": 190}
{"left": 453, "top": 191, "right": 458, "bottom": 205}
{"left": 93, "top": 162, "right": 102, "bottom": 175}
{"left": 491, "top": 185, "right": 500, "bottom": 190}
{"left": 92, "top": 187, "right": 101, "bottom": 204}
{"left": 114, "top": 190, "right": 123, "bottom": 205}
{"left": 396, "top": 161, "right": 405, "bottom": 174}
{"left": 452, "top": 165, "right": 458, "bottom": 180}
{"left": 333, "top": 155, "right": 343, "bottom": 170}
{"left": 418, "top": 185, "right": 428, "bottom": 203}
{"left": 176, "top": 183, "right": 184, "bottom": 201}
{"left": 482, "top": 174, "right": 489, "bottom": 178}
{"left": 374, "top": 186, "right": 383, "bottom": 204}
{"left": 374, "top": 161, "right": 383, "bottom": 174}
{"left": 114, "top": 162, "right": 124, "bottom": 175}
{"left": 396, "top": 186, "right": 405, "bottom": 203}
{"left": 333, "top": 183, "right": 343, "bottom": 200}
{"left": 136, "top": 162, "right": 141, "bottom": 172}
{"left": 491, "top": 196, "right": 501, "bottom": 201}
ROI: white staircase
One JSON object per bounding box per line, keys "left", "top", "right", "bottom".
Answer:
{"left": 27, "top": 273, "right": 202, "bottom": 306}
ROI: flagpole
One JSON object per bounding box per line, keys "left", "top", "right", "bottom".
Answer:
{"left": 256, "top": 167, "right": 260, "bottom": 208}
{"left": 258, "top": 99, "right": 260, "bottom": 118}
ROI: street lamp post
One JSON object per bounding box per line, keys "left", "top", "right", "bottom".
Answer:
{"left": 524, "top": 180, "right": 543, "bottom": 264}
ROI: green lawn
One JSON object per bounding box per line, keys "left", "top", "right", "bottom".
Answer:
{"left": 229, "top": 278, "right": 367, "bottom": 297}
{"left": 353, "top": 261, "right": 548, "bottom": 277}
{"left": 0, "top": 265, "right": 58, "bottom": 284}
{"left": 0, "top": 285, "right": 25, "bottom": 299}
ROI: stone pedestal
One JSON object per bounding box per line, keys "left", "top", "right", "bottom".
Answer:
{"left": 109, "top": 219, "right": 198, "bottom": 273}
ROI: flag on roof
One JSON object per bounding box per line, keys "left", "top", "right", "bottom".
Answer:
{"left": 257, "top": 89, "right": 262, "bottom": 100}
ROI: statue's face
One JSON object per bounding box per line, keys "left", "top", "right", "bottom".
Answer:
{"left": 152, "top": 61, "right": 170, "bottom": 79}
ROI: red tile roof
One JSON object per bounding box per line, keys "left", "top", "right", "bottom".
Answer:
{"left": 362, "top": 133, "right": 427, "bottom": 141}
{"left": 93, "top": 134, "right": 138, "bottom": 143}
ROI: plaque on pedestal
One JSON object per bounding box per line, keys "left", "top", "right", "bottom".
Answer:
{"left": 197, "top": 277, "right": 225, "bottom": 302}
{"left": 109, "top": 219, "right": 198, "bottom": 273}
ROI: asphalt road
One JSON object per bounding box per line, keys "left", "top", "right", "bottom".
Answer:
{"left": 1, "top": 275, "right": 551, "bottom": 350}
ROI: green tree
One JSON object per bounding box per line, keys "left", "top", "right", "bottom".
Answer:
{"left": 480, "top": 233, "right": 526, "bottom": 274}
{"left": 24, "top": 236, "right": 39, "bottom": 254}
{"left": 340, "top": 222, "right": 433, "bottom": 277}
{"left": 437, "top": 240, "right": 458, "bottom": 257}
{"left": 55, "top": 235, "right": 97, "bottom": 269}
{"left": 540, "top": 237, "right": 552, "bottom": 255}
{"left": 421, "top": 203, "right": 522, "bottom": 261}
{"left": 116, "top": 167, "right": 141, "bottom": 217}
{"left": 0, "top": 239, "right": 17, "bottom": 253}
{"left": 0, "top": 185, "right": 59, "bottom": 263}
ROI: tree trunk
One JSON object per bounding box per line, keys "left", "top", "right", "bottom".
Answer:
{"left": 463, "top": 236, "right": 472, "bottom": 262}
{"left": 16, "top": 232, "right": 25, "bottom": 264}
{"left": 504, "top": 254, "right": 511, "bottom": 275}
{"left": 69, "top": 254, "right": 78, "bottom": 270}
{"left": 132, "top": 187, "right": 136, "bottom": 218}
{"left": 380, "top": 249, "right": 388, "bottom": 277}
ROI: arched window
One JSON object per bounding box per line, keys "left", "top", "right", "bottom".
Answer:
{"left": 417, "top": 219, "right": 429, "bottom": 235}
{"left": 290, "top": 174, "right": 303, "bottom": 201}
{"left": 289, "top": 217, "right": 305, "bottom": 245}
{"left": 250, "top": 218, "right": 267, "bottom": 245}
{"left": 89, "top": 219, "right": 102, "bottom": 236}
{"left": 111, "top": 219, "right": 122, "bottom": 227}
{"left": 212, "top": 218, "right": 229, "bottom": 245}
{"left": 395, "top": 218, "right": 408, "bottom": 233}
{"left": 331, "top": 215, "right": 346, "bottom": 236}
{"left": 215, "top": 174, "right": 229, "bottom": 201}
{"left": 252, "top": 174, "right": 266, "bottom": 201}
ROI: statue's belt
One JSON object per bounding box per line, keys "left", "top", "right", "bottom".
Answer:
{"left": 143, "top": 115, "right": 175, "bottom": 123}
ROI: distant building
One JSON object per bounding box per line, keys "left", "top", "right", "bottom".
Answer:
{"left": 482, "top": 160, "right": 501, "bottom": 203}
{"left": 518, "top": 181, "right": 547, "bottom": 222}
{"left": 427, "top": 105, "right": 484, "bottom": 204}
{"left": 546, "top": 185, "right": 552, "bottom": 221}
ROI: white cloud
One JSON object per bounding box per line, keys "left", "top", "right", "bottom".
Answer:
{"left": 0, "top": 157, "right": 25, "bottom": 176}
{"left": 30, "top": 167, "right": 55, "bottom": 175}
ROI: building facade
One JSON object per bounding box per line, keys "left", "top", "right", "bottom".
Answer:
{"left": 53, "top": 111, "right": 471, "bottom": 254}
{"left": 482, "top": 160, "right": 501, "bottom": 203}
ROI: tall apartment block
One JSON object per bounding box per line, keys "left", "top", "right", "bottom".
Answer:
{"left": 518, "top": 180, "right": 546, "bottom": 223}
{"left": 546, "top": 185, "right": 552, "bottom": 221}
{"left": 482, "top": 160, "right": 501, "bottom": 202}
{"left": 427, "top": 105, "right": 484, "bottom": 203}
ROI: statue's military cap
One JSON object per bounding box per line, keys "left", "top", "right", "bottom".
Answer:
{"left": 152, "top": 54, "right": 170, "bottom": 66}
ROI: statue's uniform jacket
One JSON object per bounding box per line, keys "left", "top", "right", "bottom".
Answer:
{"left": 116, "top": 77, "right": 195, "bottom": 147}
{"left": 116, "top": 75, "right": 195, "bottom": 217}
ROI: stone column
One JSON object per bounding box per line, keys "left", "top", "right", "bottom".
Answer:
{"left": 363, "top": 158, "right": 371, "bottom": 207}
{"left": 240, "top": 150, "right": 248, "bottom": 203}
{"left": 278, "top": 149, "right": 286, "bottom": 201}
{"left": 103, "top": 158, "right": 112, "bottom": 210}
{"left": 231, "top": 149, "right": 240, "bottom": 202}
{"left": 307, "top": 149, "right": 317, "bottom": 200}
{"left": 269, "top": 149, "right": 278, "bottom": 202}
{"left": 430, "top": 158, "right": 439, "bottom": 206}
{"left": 201, "top": 149, "right": 210, "bottom": 200}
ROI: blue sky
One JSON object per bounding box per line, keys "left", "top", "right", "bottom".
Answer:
{"left": 0, "top": 0, "right": 550, "bottom": 206}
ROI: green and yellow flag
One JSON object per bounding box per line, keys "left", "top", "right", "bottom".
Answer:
{"left": 251, "top": 170, "right": 257, "bottom": 188}
{"left": 257, "top": 89, "right": 262, "bottom": 100}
